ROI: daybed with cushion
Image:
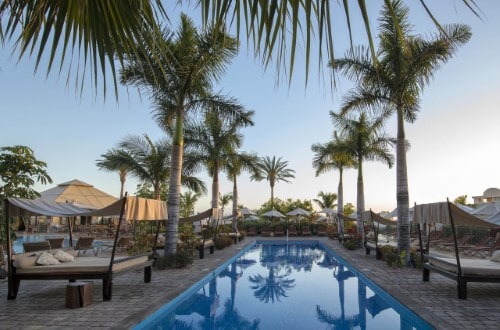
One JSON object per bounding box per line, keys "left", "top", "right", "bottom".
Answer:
{"left": 423, "top": 253, "right": 500, "bottom": 299}
{"left": 415, "top": 201, "right": 499, "bottom": 299}
{"left": 10, "top": 250, "right": 152, "bottom": 300}
{"left": 4, "top": 195, "right": 166, "bottom": 301}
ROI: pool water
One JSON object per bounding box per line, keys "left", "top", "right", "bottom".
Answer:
{"left": 13, "top": 235, "right": 105, "bottom": 253}
{"left": 135, "top": 241, "right": 431, "bottom": 329}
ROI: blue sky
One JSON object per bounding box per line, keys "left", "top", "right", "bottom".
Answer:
{"left": 1, "top": 1, "right": 499, "bottom": 214}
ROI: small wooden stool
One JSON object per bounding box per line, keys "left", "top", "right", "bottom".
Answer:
{"left": 66, "top": 281, "right": 93, "bottom": 308}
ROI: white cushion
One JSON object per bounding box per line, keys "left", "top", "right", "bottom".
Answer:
{"left": 36, "top": 252, "right": 61, "bottom": 265}
{"left": 491, "top": 250, "right": 500, "bottom": 263}
{"left": 52, "top": 249, "right": 75, "bottom": 262}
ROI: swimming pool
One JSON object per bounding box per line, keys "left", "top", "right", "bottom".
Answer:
{"left": 134, "top": 241, "right": 432, "bottom": 329}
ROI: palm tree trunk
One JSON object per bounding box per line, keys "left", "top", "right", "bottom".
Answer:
{"left": 356, "top": 157, "right": 365, "bottom": 247}
{"left": 211, "top": 166, "right": 220, "bottom": 227}
{"left": 232, "top": 175, "right": 238, "bottom": 232}
{"left": 396, "top": 108, "right": 410, "bottom": 264}
{"left": 270, "top": 183, "right": 275, "bottom": 208}
{"left": 337, "top": 168, "right": 344, "bottom": 236}
{"left": 119, "top": 170, "right": 126, "bottom": 199}
{"left": 165, "top": 113, "right": 184, "bottom": 255}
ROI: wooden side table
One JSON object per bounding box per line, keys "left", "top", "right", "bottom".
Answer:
{"left": 66, "top": 281, "right": 93, "bottom": 308}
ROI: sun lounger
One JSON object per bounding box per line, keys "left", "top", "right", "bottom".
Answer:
{"left": 288, "top": 226, "right": 297, "bottom": 236}
{"left": 8, "top": 252, "right": 152, "bottom": 301}
{"left": 46, "top": 237, "right": 65, "bottom": 249}
{"left": 23, "top": 241, "right": 51, "bottom": 253}
{"left": 75, "top": 236, "right": 98, "bottom": 256}
{"left": 423, "top": 254, "right": 500, "bottom": 299}
{"left": 261, "top": 226, "right": 272, "bottom": 237}
{"left": 317, "top": 225, "right": 327, "bottom": 236}
{"left": 301, "top": 226, "right": 312, "bottom": 236}
{"left": 247, "top": 226, "right": 257, "bottom": 236}
{"left": 274, "top": 226, "right": 285, "bottom": 236}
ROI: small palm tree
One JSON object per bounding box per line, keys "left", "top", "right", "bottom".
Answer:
{"left": 180, "top": 191, "right": 202, "bottom": 218}
{"left": 312, "top": 132, "right": 356, "bottom": 234}
{"left": 331, "top": 112, "right": 394, "bottom": 245}
{"left": 252, "top": 156, "right": 295, "bottom": 208}
{"left": 107, "top": 134, "right": 206, "bottom": 200}
{"left": 330, "top": 0, "right": 471, "bottom": 261}
{"left": 313, "top": 191, "right": 338, "bottom": 210}
{"left": 224, "top": 151, "right": 260, "bottom": 231}
{"left": 96, "top": 149, "right": 129, "bottom": 199}
{"left": 219, "top": 193, "right": 233, "bottom": 217}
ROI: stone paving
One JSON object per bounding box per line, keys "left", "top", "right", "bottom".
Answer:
{"left": 1, "top": 237, "right": 500, "bottom": 329}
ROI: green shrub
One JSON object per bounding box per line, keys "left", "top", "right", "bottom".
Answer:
{"left": 127, "top": 226, "right": 154, "bottom": 255}
{"left": 214, "top": 235, "right": 233, "bottom": 250}
{"left": 342, "top": 239, "right": 359, "bottom": 250}
{"left": 154, "top": 251, "right": 193, "bottom": 269}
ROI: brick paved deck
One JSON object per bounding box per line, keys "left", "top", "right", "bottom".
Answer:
{"left": 1, "top": 237, "right": 499, "bottom": 329}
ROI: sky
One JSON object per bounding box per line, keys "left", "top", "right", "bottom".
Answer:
{"left": 1, "top": 1, "right": 499, "bottom": 214}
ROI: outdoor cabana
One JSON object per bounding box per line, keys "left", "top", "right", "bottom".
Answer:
{"left": 3, "top": 196, "right": 167, "bottom": 301}
{"left": 361, "top": 210, "right": 397, "bottom": 259}
{"left": 414, "top": 201, "right": 500, "bottom": 299}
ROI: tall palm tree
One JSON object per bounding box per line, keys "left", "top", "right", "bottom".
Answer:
{"left": 0, "top": 1, "right": 165, "bottom": 94}
{"left": 107, "top": 134, "right": 206, "bottom": 200}
{"left": 312, "top": 132, "right": 356, "bottom": 234}
{"left": 313, "top": 191, "right": 338, "bottom": 210}
{"left": 224, "top": 151, "right": 260, "bottom": 231}
{"left": 252, "top": 156, "right": 295, "bottom": 208}
{"left": 120, "top": 15, "right": 239, "bottom": 255}
{"left": 96, "top": 149, "right": 129, "bottom": 199}
{"left": 331, "top": 112, "right": 394, "bottom": 245}
{"left": 329, "top": 0, "right": 471, "bottom": 261}
{"left": 180, "top": 191, "right": 202, "bottom": 218}
{"left": 184, "top": 108, "right": 254, "bottom": 219}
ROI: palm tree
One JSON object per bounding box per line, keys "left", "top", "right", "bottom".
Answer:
{"left": 0, "top": 1, "right": 165, "bottom": 94}
{"left": 252, "top": 156, "right": 295, "bottom": 208}
{"left": 313, "top": 191, "right": 338, "bottom": 210}
{"left": 312, "top": 132, "right": 356, "bottom": 234}
{"left": 329, "top": 0, "right": 471, "bottom": 261}
{"left": 180, "top": 191, "right": 202, "bottom": 218}
{"left": 219, "top": 193, "right": 232, "bottom": 217}
{"left": 1, "top": 1, "right": 479, "bottom": 95}
{"left": 120, "top": 15, "right": 239, "bottom": 255}
{"left": 331, "top": 112, "right": 394, "bottom": 245}
{"left": 107, "top": 134, "right": 206, "bottom": 200}
{"left": 224, "top": 151, "right": 260, "bottom": 231}
{"left": 184, "top": 108, "right": 254, "bottom": 220}
{"left": 96, "top": 149, "right": 129, "bottom": 199}
{"left": 200, "top": 1, "right": 479, "bottom": 84}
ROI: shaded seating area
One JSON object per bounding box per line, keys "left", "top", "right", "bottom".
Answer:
{"left": 301, "top": 226, "right": 312, "bottom": 236}
{"left": 288, "top": 226, "right": 298, "bottom": 236}
{"left": 362, "top": 210, "right": 397, "bottom": 260}
{"left": 415, "top": 201, "right": 500, "bottom": 299}
{"left": 261, "top": 226, "right": 272, "bottom": 237}
{"left": 247, "top": 226, "right": 257, "bottom": 236}
{"left": 4, "top": 196, "right": 165, "bottom": 301}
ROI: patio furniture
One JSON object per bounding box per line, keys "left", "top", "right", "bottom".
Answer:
{"left": 46, "top": 237, "right": 65, "bottom": 249}
{"left": 75, "top": 237, "right": 97, "bottom": 256}
{"left": 101, "top": 236, "right": 132, "bottom": 252}
{"left": 317, "top": 225, "right": 327, "bottom": 236}
{"left": 274, "top": 225, "right": 285, "bottom": 236}
{"left": 288, "top": 226, "right": 298, "bottom": 236}
{"left": 301, "top": 226, "right": 312, "bottom": 236}
{"left": 261, "top": 226, "right": 272, "bottom": 237}
{"left": 247, "top": 226, "right": 257, "bottom": 236}
{"left": 23, "top": 241, "right": 51, "bottom": 253}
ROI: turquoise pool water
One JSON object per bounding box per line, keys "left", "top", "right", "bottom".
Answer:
{"left": 135, "top": 241, "right": 431, "bottom": 329}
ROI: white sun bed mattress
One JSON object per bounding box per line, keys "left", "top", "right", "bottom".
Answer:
{"left": 428, "top": 255, "right": 500, "bottom": 277}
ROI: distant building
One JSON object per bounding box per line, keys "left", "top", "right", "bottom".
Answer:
{"left": 472, "top": 187, "right": 500, "bottom": 205}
